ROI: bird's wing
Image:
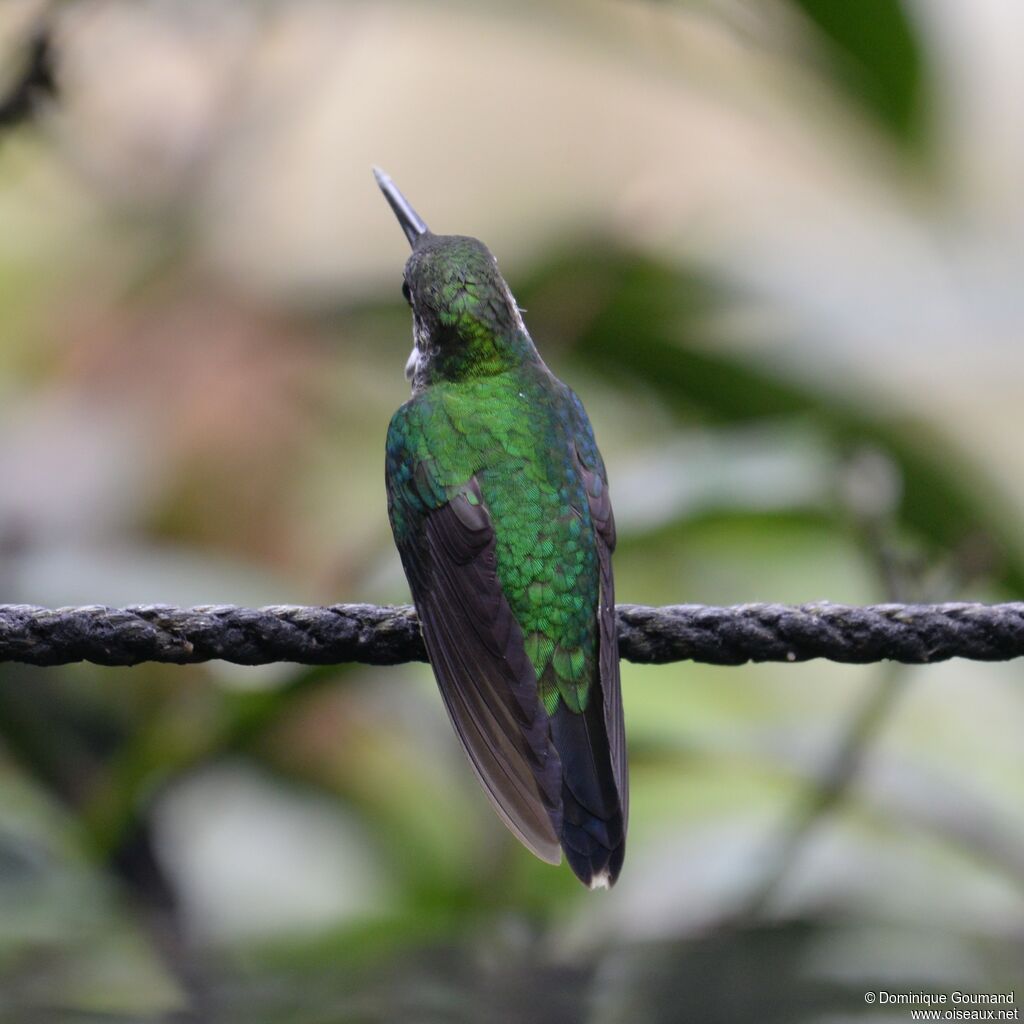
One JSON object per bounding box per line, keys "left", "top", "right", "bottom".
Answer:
{"left": 386, "top": 405, "right": 563, "bottom": 863}
{"left": 571, "top": 407, "right": 628, "bottom": 829}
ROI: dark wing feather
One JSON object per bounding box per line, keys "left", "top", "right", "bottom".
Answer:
{"left": 575, "top": 440, "right": 628, "bottom": 832}
{"left": 389, "top": 464, "right": 563, "bottom": 863}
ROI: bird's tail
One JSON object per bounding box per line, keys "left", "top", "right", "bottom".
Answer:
{"left": 549, "top": 697, "right": 626, "bottom": 888}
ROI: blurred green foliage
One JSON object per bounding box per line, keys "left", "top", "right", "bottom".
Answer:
{"left": 793, "top": 0, "right": 927, "bottom": 152}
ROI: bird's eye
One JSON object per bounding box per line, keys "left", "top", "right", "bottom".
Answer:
{"left": 401, "top": 280, "right": 412, "bottom": 306}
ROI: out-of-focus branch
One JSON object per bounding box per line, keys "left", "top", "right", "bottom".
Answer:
{"left": 0, "top": 22, "right": 56, "bottom": 128}
{"left": 739, "top": 458, "right": 944, "bottom": 917}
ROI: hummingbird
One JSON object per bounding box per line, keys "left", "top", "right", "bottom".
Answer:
{"left": 375, "top": 169, "right": 627, "bottom": 888}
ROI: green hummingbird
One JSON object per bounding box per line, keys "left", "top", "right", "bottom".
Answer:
{"left": 375, "top": 169, "right": 627, "bottom": 888}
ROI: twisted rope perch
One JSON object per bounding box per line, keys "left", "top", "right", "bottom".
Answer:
{"left": 0, "top": 602, "right": 1023, "bottom": 668}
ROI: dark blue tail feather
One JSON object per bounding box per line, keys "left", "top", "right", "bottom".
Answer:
{"left": 550, "top": 699, "right": 626, "bottom": 887}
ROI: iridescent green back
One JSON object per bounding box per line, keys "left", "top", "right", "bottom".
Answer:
{"left": 388, "top": 367, "right": 601, "bottom": 714}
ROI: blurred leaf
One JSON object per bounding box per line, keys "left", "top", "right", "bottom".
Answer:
{"left": 792, "top": 0, "right": 927, "bottom": 153}
{"left": 0, "top": 763, "right": 184, "bottom": 1021}
{"left": 608, "top": 426, "right": 837, "bottom": 538}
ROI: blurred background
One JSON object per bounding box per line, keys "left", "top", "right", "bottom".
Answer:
{"left": 1, "top": 0, "right": 1023, "bottom": 1020}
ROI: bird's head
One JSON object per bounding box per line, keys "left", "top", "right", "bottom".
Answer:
{"left": 374, "top": 169, "right": 530, "bottom": 388}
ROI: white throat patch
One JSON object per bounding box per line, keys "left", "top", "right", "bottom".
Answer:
{"left": 405, "top": 345, "right": 420, "bottom": 382}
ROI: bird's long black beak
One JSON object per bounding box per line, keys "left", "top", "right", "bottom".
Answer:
{"left": 373, "top": 167, "right": 429, "bottom": 248}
